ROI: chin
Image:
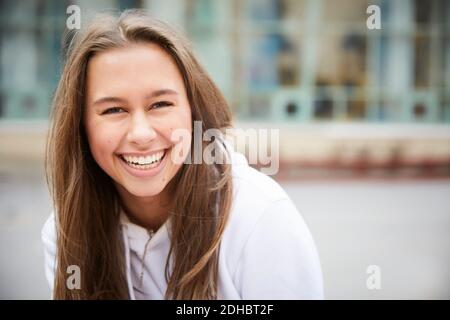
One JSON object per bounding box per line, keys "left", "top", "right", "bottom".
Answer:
{"left": 125, "top": 183, "right": 166, "bottom": 198}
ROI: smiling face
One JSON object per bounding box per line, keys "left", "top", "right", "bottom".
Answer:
{"left": 84, "top": 42, "right": 192, "bottom": 200}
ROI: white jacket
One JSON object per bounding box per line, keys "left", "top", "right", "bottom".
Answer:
{"left": 41, "top": 152, "right": 324, "bottom": 299}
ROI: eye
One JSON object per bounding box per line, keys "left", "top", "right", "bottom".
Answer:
{"left": 151, "top": 101, "right": 174, "bottom": 109}
{"left": 102, "top": 107, "right": 126, "bottom": 115}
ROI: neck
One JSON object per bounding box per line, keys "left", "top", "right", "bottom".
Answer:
{"left": 116, "top": 187, "right": 170, "bottom": 231}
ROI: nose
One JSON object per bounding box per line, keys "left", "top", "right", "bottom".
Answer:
{"left": 127, "top": 112, "right": 157, "bottom": 146}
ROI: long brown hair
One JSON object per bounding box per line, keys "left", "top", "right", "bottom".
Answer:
{"left": 45, "top": 9, "right": 233, "bottom": 299}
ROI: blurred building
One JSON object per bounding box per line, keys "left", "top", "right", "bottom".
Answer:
{"left": 0, "top": 0, "right": 449, "bottom": 177}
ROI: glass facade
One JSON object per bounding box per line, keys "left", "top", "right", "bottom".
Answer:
{"left": 0, "top": 0, "right": 449, "bottom": 123}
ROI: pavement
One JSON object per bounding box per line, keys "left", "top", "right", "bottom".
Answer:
{"left": 1, "top": 166, "right": 449, "bottom": 299}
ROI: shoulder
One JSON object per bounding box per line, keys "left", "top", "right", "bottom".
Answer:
{"left": 41, "top": 211, "right": 57, "bottom": 294}
{"left": 41, "top": 211, "right": 56, "bottom": 247}
{"left": 219, "top": 152, "right": 323, "bottom": 298}
{"left": 222, "top": 151, "right": 313, "bottom": 264}
{"left": 226, "top": 150, "right": 298, "bottom": 231}
{"left": 230, "top": 151, "right": 288, "bottom": 203}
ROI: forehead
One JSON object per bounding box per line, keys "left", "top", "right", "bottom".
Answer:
{"left": 86, "top": 42, "right": 185, "bottom": 98}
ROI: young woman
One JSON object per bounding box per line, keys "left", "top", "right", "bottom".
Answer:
{"left": 41, "top": 9, "right": 323, "bottom": 299}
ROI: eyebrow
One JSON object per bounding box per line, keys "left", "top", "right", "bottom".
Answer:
{"left": 93, "top": 89, "right": 178, "bottom": 106}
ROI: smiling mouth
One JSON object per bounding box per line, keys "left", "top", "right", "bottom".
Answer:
{"left": 118, "top": 149, "right": 167, "bottom": 170}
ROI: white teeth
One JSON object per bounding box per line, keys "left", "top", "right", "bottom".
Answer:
{"left": 122, "top": 151, "right": 165, "bottom": 166}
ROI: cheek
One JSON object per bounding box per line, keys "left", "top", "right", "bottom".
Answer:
{"left": 164, "top": 107, "right": 192, "bottom": 143}
{"left": 87, "top": 126, "right": 120, "bottom": 165}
